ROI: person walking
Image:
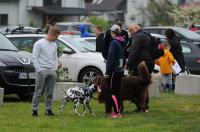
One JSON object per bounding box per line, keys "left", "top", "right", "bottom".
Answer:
{"left": 126, "top": 23, "right": 154, "bottom": 76}
{"left": 104, "top": 24, "right": 124, "bottom": 118}
{"left": 165, "top": 28, "right": 185, "bottom": 91}
{"left": 95, "top": 25, "right": 104, "bottom": 52}
{"left": 155, "top": 42, "right": 175, "bottom": 93}
{"left": 32, "top": 27, "right": 60, "bottom": 117}
{"left": 102, "top": 18, "right": 128, "bottom": 60}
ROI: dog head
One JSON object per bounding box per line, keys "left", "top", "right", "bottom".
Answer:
{"left": 92, "top": 76, "right": 107, "bottom": 103}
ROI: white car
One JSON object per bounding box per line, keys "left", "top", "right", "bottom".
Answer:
{"left": 6, "top": 34, "right": 106, "bottom": 85}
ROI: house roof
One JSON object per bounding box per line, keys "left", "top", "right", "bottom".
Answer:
{"left": 32, "top": 7, "right": 89, "bottom": 16}
{"left": 85, "top": 0, "right": 122, "bottom": 11}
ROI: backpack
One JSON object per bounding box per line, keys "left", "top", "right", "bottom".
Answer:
{"left": 144, "top": 32, "right": 164, "bottom": 60}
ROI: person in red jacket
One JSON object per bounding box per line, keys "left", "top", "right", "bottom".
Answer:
{"left": 155, "top": 42, "right": 175, "bottom": 93}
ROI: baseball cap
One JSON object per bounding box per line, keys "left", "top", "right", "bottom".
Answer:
{"left": 110, "top": 24, "right": 121, "bottom": 32}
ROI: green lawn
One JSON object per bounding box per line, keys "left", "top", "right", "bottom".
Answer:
{"left": 0, "top": 94, "right": 200, "bottom": 132}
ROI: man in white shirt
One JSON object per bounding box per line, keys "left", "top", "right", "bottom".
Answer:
{"left": 32, "top": 27, "right": 60, "bottom": 117}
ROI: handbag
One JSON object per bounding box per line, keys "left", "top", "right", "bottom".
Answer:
{"left": 172, "top": 61, "right": 182, "bottom": 74}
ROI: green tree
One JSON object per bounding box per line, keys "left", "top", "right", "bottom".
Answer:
{"left": 87, "top": 16, "right": 109, "bottom": 31}
{"left": 169, "top": 5, "right": 200, "bottom": 27}
{"left": 141, "top": 0, "right": 175, "bottom": 26}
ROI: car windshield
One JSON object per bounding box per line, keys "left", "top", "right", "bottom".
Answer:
{"left": 60, "top": 37, "right": 93, "bottom": 52}
{"left": 174, "top": 27, "right": 200, "bottom": 40}
{"left": 0, "top": 34, "right": 18, "bottom": 51}
{"left": 78, "top": 40, "right": 96, "bottom": 51}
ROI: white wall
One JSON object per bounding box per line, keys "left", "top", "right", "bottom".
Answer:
{"left": 62, "top": 0, "right": 84, "bottom": 8}
{"left": 0, "top": 2, "right": 18, "bottom": 26}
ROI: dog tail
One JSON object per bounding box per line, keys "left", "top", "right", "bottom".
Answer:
{"left": 138, "top": 61, "right": 152, "bottom": 84}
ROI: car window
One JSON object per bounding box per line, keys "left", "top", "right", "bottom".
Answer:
{"left": 8, "top": 37, "right": 35, "bottom": 52}
{"left": 57, "top": 25, "right": 69, "bottom": 32}
{"left": 60, "top": 37, "right": 93, "bottom": 52}
{"left": 55, "top": 39, "right": 73, "bottom": 56}
{"left": 174, "top": 28, "right": 200, "bottom": 40}
{"left": 0, "top": 34, "right": 17, "bottom": 51}
{"left": 144, "top": 29, "right": 160, "bottom": 34}
{"left": 181, "top": 44, "right": 192, "bottom": 53}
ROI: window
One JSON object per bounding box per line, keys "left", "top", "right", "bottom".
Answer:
{"left": 181, "top": 44, "right": 191, "bottom": 53}
{"left": 0, "top": 14, "right": 8, "bottom": 25}
{"left": 43, "top": 0, "right": 61, "bottom": 7}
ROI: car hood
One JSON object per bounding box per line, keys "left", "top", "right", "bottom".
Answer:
{"left": 74, "top": 52, "right": 104, "bottom": 61}
{"left": 0, "top": 50, "right": 32, "bottom": 65}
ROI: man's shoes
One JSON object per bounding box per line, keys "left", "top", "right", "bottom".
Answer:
{"left": 32, "top": 110, "right": 38, "bottom": 117}
{"left": 45, "top": 110, "right": 55, "bottom": 116}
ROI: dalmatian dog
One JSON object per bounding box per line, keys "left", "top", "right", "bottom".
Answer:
{"left": 58, "top": 84, "right": 100, "bottom": 116}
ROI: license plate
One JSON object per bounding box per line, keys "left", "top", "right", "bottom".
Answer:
{"left": 19, "top": 73, "right": 35, "bottom": 79}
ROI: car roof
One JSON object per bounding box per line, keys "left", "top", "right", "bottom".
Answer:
{"left": 6, "top": 34, "right": 47, "bottom": 37}
{"left": 56, "top": 22, "right": 93, "bottom": 25}
{"left": 143, "top": 26, "right": 185, "bottom": 30}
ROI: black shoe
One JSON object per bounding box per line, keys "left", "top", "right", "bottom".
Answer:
{"left": 32, "top": 110, "right": 38, "bottom": 117}
{"left": 45, "top": 110, "right": 55, "bottom": 116}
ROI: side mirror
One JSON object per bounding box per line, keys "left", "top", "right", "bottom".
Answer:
{"left": 63, "top": 48, "right": 73, "bottom": 54}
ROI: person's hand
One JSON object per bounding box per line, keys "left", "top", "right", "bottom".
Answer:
{"left": 105, "top": 75, "right": 109, "bottom": 79}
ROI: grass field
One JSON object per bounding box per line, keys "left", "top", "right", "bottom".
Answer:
{"left": 0, "top": 93, "right": 200, "bottom": 132}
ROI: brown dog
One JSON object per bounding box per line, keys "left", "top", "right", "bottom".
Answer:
{"left": 93, "top": 61, "right": 152, "bottom": 113}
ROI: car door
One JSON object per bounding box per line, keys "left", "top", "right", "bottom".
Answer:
{"left": 55, "top": 39, "right": 78, "bottom": 81}
{"left": 181, "top": 42, "right": 200, "bottom": 74}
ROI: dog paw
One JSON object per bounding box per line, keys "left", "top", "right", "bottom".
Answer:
{"left": 91, "top": 113, "right": 96, "bottom": 116}
{"left": 145, "top": 110, "right": 149, "bottom": 113}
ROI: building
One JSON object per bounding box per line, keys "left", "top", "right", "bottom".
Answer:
{"left": 0, "top": 0, "right": 89, "bottom": 28}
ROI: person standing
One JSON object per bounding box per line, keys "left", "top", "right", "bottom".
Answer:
{"left": 165, "top": 28, "right": 185, "bottom": 91}
{"left": 155, "top": 42, "right": 175, "bottom": 93}
{"left": 32, "top": 27, "right": 60, "bottom": 117}
{"left": 95, "top": 25, "right": 104, "bottom": 52}
{"left": 80, "top": 24, "right": 90, "bottom": 38}
{"left": 127, "top": 23, "right": 154, "bottom": 76}
{"left": 104, "top": 24, "right": 124, "bottom": 118}
{"left": 102, "top": 18, "right": 128, "bottom": 60}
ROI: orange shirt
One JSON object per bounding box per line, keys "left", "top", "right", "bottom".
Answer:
{"left": 155, "top": 49, "right": 175, "bottom": 74}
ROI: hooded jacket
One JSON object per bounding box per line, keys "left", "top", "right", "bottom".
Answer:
{"left": 106, "top": 36, "right": 124, "bottom": 75}
{"left": 80, "top": 24, "right": 90, "bottom": 38}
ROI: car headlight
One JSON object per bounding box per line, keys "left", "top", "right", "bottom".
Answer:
{"left": 0, "top": 62, "right": 6, "bottom": 67}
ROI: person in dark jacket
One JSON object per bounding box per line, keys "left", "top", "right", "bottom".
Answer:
{"left": 126, "top": 23, "right": 154, "bottom": 76}
{"left": 95, "top": 25, "right": 104, "bottom": 52}
{"left": 165, "top": 28, "right": 185, "bottom": 91}
{"left": 102, "top": 19, "right": 129, "bottom": 60}
{"left": 104, "top": 24, "right": 124, "bottom": 118}
{"left": 80, "top": 24, "right": 90, "bottom": 38}
{"left": 165, "top": 28, "right": 185, "bottom": 72}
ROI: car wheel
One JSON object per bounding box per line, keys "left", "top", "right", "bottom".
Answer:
{"left": 78, "top": 67, "right": 103, "bottom": 85}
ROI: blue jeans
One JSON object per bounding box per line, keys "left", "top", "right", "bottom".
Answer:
{"left": 161, "top": 74, "right": 173, "bottom": 93}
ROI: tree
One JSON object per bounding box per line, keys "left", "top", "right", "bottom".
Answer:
{"left": 87, "top": 16, "right": 109, "bottom": 31}
{"left": 140, "top": 0, "right": 175, "bottom": 26}
{"left": 169, "top": 5, "right": 200, "bottom": 27}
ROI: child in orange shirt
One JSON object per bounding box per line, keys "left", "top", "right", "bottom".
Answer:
{"left": 155, "top": 42, "right": 175, "bottom": 93}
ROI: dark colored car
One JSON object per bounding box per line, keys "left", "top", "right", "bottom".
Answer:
{"left": 181, "top": 41, "right": 200, "bottom": 75}
{"left": 143, "top": 27, "right": 200, "bottom": 43}
{"left": 0, "top": 33, "right": 35, "bottom": 100}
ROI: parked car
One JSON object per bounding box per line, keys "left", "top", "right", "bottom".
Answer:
{"left": 143, "top": 27, "right": 200, "bottom": 42}
{"left": 0, "top": 25, "right": 43, "bottom": 34}
{"left": 0, "top": 33, "right": 35, "bottom": 100}
{"left": 56, "top": 22, "right": 95, "bottom": 36}
{"left": 6, "top": 34, "right": 106, "bottom": 84}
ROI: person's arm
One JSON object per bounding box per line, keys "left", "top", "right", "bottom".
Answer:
{"left": 102, "top": 30, "right": 111, "bottom": 60}
{"left": 54, "top": 44, "right": 58, "bottom": 70}
{"left": 106, "top": 41, "right": 116, "bottom": 76}
{"left": 32, "top": 41, "right": 41, "bottom": 72}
